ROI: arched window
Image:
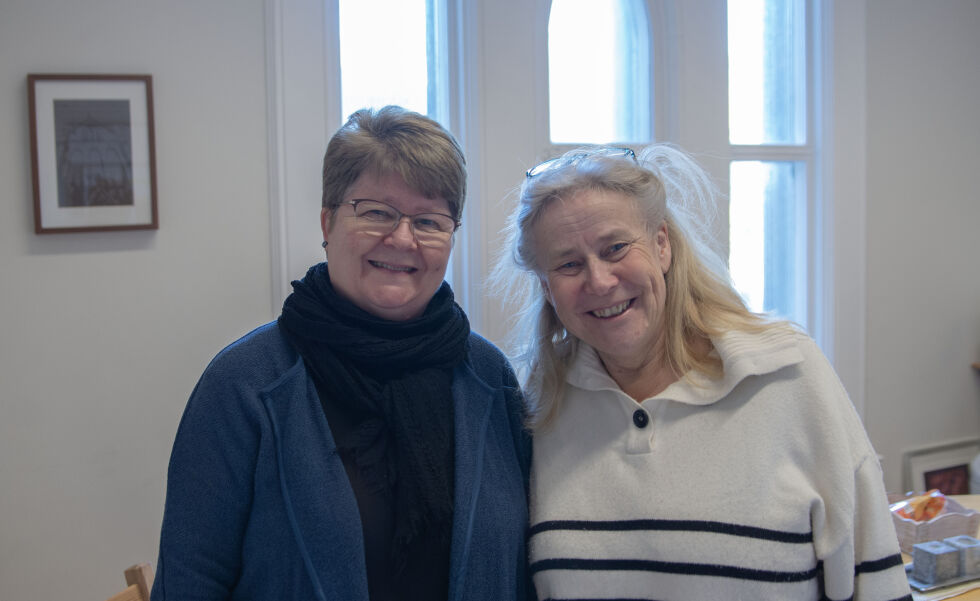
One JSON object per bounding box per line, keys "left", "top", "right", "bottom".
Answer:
{"left": 547, "top": 0, "right": 652, "bottom": 144}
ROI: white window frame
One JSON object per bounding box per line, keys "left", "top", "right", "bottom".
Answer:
{"left": 534, "top": 0, "right": 867, "bottom": 414}
{"left": 723, "top": 0, "right": 868, "bottom": 415}
{"left": 728, "top": 0, "right": 816, "bottom": 336}
{"left": 819, "top": 0, "right": 868, "bottom": 417}
{"left": 264, "top": 0, "right": 868, "bottom": 415}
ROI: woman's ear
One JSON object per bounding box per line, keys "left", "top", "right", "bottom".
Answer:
{"left": 539, "top": 276, "right": 554, "bottom": 306}
{"left": 320, "top": 207, "right": 333, "bottom": 244}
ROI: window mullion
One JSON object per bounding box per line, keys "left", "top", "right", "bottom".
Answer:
{"left": 730, "top": 144, "right": 811, "bottom": 161}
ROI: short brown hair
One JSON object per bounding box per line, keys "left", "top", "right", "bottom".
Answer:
{"left": 321, "top": 106, "right": 466, "bottom": 225}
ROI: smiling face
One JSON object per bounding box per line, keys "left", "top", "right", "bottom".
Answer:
{"left": 532, "top": 188, "right": 672, "bottom": 374}
{"left": 321, "top": 170, "right": 453, "bottom": 321}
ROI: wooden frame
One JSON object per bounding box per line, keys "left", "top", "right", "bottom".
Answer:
{"left": 903, "top": 438, "right": 980, "bottom": 494}
{"left": 28, "top": 74, "right": 158, "bottom": 233}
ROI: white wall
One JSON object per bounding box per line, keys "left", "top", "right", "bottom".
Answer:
{"left": 0, "top": 1, "right": 979, "bottom": 599}
{"left": 863, "top": 0, "right": 980, "bottom": 492}
{"left": 0, "top": 1, "right": 273, "bottom": 599}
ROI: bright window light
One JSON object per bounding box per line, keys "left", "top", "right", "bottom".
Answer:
{"left": 729, "top": 160, "right": 806, "bottom": 324}
{"left": 728, "top": 0, "right": 805, "bottom": 144}
{"left": 548, "top": 0, "right": 650, "bottom": 144}
{"left": 339, "top": 0, "right": 429, "bottom": 119}
{"left": 728, "top": 0, "right": 808, "bottom": 327}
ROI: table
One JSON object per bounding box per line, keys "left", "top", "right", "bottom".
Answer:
{"left": 955, "top": 495, "right": 980, "bottom": 514}
{"left": 903, "top": 494, "right": 980, "bottom": 600}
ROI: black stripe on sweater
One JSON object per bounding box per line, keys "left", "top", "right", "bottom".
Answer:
{"left": 529, "top": 518, "right": 812, "bottom": 543}
{"left": 854, "top": 553, "right": 904, "bottom": 574}
{"left": 530, "top": 557, "right": 820, "bottom": 582}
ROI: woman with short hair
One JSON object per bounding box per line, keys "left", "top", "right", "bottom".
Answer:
{"left": 152, "top": 106, "right": 532, "bottom": 601}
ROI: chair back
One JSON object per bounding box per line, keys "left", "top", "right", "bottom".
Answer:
{"left": 104, "top": 563, "right": 153, "bottom": 601}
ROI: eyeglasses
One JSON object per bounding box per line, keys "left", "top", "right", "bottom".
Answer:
{"left": 346, "top": 199, "right": 460, "bottom": 247}
{"left": 526, "top": 146, "right": 637, "bottom": 178}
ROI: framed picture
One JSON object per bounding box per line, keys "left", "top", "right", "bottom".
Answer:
{"left": 903, "top": 438, "right": 980, "bottom": 494}
{"left": 28, "top": 74, "right": 158, "bottom": 233}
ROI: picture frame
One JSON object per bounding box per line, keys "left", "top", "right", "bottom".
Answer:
{"left": 28, "top": 74, "right": 158, "bottom": 233}
{"left": 903, "top": 438, "right": 980, "bottom": 494}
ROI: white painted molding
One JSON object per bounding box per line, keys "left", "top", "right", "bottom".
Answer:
{"left": 264, "top": 0, "right": 336, "bottom": 314}
{"left": 265, "top": 0, "right": 289, "bottom": 316}
{"left": 650, "top": 0, "right": 678, "bottom": 142}
{"left": 824, "top": 0, "right": 868, "bottom": 417}
{"left": 447, "top": 0, "right": 486, "bottom": 332}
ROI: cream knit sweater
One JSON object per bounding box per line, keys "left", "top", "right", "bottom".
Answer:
{"left": 529, "top": 328, "right": 911, "bottom": 601}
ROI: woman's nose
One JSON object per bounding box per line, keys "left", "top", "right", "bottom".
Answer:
{"left": 385, "top": 217, "right": 418, "bottom": 248}
{"left": 584, "top": 261, "right": 617, "bottom": 294}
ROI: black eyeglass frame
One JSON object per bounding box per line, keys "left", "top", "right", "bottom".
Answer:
{"left": 344, "top": 198, "right": 461, "bottom": 245}
{"left": 525, "top": 146, "right": 637, "bottom": 178}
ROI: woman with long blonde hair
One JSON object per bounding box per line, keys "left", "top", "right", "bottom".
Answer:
{"left": 496, "top": 144, "right": 910, "bottom": 600}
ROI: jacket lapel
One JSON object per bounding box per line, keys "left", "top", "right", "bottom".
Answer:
{"left": 260, "top": 357, "right": 497, "bottom": 601}
{"left": 448, "top": 361, "right": 496, "bottom": 600}
{"left": 260, "top": 361, "right": 370, "bottom": 601}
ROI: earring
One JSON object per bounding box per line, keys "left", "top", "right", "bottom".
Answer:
{"left": 321, "top": 241, "right": 328, "bottom": 248}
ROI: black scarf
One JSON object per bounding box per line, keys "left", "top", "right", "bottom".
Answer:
{"left": 277, "top": 262, "right": 469, "bottom": 593}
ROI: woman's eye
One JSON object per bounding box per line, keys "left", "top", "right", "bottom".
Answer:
{"left": 554, "top": 261, "right": 581, "bottom": 274}
{"left": 362, "top": 209, "right": 395, "bottom": 222}
{"left": 414, "top": 217, "right": 440, "bottom": 231}
{"left": 604, "top": 242, "right": 631, "bottom": 259}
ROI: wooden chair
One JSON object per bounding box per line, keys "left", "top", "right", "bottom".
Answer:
{"left": 105, "top": 563, "right": 153, "bottom": 601}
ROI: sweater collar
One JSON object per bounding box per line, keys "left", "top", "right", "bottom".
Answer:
{"left": 566, "top": 328, "right": 805, "bottom": 405}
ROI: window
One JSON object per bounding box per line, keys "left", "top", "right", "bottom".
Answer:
{"left": 728, "top": 0, "right": 806, "bottom": 146}
{"left": 729, "top": 160, "right": 807, "bottom": 320}
{"left": 272, "top": 0, "right": 858, "bottom": 380}
{"left": 727, "top": 0, "right": 811, "bottom": 328}
{"left": 547, "top": 0, "right": 651, "bottom": 144}
{"left": 338, "top": 0, "right": 449, "bottom": 124}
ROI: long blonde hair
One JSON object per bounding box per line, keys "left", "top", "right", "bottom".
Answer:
{"left": 493, "top": 144, "right": 784, "bottom": 429}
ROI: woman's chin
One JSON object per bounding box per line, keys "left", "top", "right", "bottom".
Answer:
{"left": 361, "top": 289, "right": 427, "bottom": 321}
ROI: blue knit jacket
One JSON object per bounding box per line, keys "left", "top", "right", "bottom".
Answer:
{"left": 151, "top": 322, "right": 532, "bottom": 601}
